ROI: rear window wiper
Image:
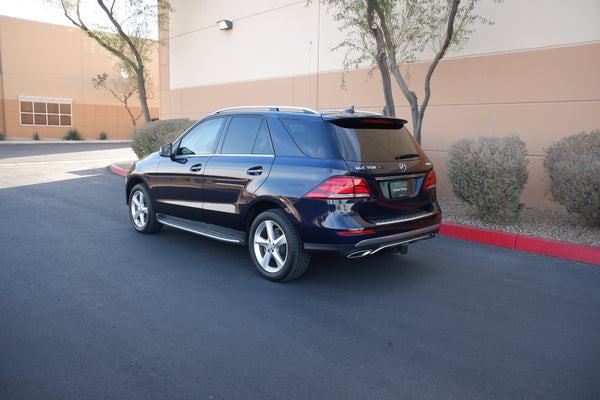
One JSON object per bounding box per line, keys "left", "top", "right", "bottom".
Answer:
{"left": 395, "top": 153, "right": 420, "bottom": 160}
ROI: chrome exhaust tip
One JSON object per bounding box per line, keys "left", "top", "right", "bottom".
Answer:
{"left": 347, "top": 249, "right": 373, "bottom": 259}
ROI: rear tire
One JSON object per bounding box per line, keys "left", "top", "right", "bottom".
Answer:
{"left": 129, "top": 183, "right": 162, "bottom": 234}
{"left": 249, "top": 209, "right": 310, "bottom": 282}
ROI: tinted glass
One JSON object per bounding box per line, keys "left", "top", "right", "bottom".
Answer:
{"left": 178, "top": 118, "right": 224, "bottom": 155}
{"left": 252, "top": 121, "right": 273, "bottom": 155}
{"left": 326, "top": 123, "right": 423, "bottom": 162}
{"left": 280, "top": 119, "right": 341, "bottom": 159}
{"left": 221, "top": 117, "right": 262, "bottom": 154}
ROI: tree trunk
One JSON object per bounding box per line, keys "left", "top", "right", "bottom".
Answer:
{"left": 367, "top": 0, "right": 395, "bottom": 117}
{"left": 416, "top": 0, "right": 461, "bottom": 144}
{"left": 137, "top": 70, "right": 151, "bottom": 123}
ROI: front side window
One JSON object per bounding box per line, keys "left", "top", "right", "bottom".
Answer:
{"left": 178, "top": 118, "right": 225, "bottom": 155}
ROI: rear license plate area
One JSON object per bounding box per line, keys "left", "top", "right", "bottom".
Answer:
{"left": 380, "top": 180, "right": 409, "bottom": 199}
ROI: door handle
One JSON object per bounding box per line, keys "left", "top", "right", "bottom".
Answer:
{"left": 247, "top": 166, "right": 263, "bottom": 176}
{"left": 190, "top": 163, "right": 202, "bottom": 172}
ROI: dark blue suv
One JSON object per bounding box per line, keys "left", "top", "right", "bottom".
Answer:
{"left": 126, "top": 106, "right": 441, "bottom": 281}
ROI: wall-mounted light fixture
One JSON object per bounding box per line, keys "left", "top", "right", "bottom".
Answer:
{"left": 217, "top": 20, "right": 233, "bottom": 30}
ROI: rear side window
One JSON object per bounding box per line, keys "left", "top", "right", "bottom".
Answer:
{"left": 326, "top": 123, "right": 424, "bottom": 162}
{"left": 280, "top": 119, "right": 341, "bottom": 159}
{"left": 221, "top": 117, "right": 273, "bottom": 155}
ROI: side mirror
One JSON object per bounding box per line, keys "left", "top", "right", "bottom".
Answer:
{"left": 159, "top": 143, "right": 173, "bottom": 157}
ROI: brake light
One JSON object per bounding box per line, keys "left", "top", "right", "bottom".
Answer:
{"left": 425, "top": 170, "right": 436, "bottom": 190}
{"left": 305, "top": 176, "right": 372, "bottom": 199}
{"left": 361, "top": 118, "right": 395, "bottom": 125}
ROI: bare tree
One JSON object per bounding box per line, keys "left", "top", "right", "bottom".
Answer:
{"left": 52, "top": 0, "right": 171, "bottom": 123}
{"left": 92, "top": 72, "right": 154, "bottom": 126}
{"left": 317, "top": 0, "right": 502, "bottom": 143}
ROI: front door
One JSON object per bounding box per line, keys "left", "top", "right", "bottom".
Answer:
{"left": 153, "top": 117, "right": 226, "bottom": 221}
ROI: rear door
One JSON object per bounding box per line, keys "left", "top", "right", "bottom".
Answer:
{"left": 325, "top": 117, "right": 436, "bottom": 225}
{"left": 202, "top": 115, "right": 275, "bottom": 230}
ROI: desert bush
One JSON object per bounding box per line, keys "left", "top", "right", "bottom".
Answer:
{"left": 0, "top": 130, "right": 5, "bottom": 141}
{"left": 543, "top": 130, "right": 600, "bottom": 225}
{"left": 64, "top": 129, "right": 83, "bottom": 141}
{"left": 446, "top": 135, "right": 529, "bottom": 222}
{"left": 131, "top": 119, "right": 196, "bottom": 159}
{"left": 33, "top": 132, "right": 40, "bottom": 140}
{"left": 99, "top": 131, "right": 108, "bottom": 140}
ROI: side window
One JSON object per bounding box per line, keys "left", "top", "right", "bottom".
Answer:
{"left": 221, "top": 116, "right": 269, "bottom": 155}
{"left": 252, "top": 121, "right": 273, "bottom": 155}
{"left": 280, "top": 119, "right": 341, "bottom": 159}
{"left": 178, "top": 118, "right": 225, "bottom": 155}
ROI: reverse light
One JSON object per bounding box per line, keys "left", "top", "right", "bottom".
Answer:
{"left": 305, "top": 176, "right": 372, "bottom": 199}
{"left": 425, "top": 169, "right": 437, "bottom": 190}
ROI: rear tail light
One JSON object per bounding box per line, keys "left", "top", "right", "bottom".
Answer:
{"left": 305, "top": 176, "right": 372, "bottom": 199}
{"left": 425, "top": 170, "right": 436, "bottom": 190}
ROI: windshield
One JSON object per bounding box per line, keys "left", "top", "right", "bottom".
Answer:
{"left": 326, "top": 122, "right": 424, "bottom": 162}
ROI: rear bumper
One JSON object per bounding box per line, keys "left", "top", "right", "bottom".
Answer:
{"left": 304, "top": 223, "right": 440, "bottom": 258}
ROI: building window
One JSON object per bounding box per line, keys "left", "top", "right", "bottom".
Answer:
{"left": 19, "top": 96, "right": 72, "bottom": 127}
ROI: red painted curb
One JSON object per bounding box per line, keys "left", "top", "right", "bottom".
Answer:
{"left": 440, "top": 222, "right": 600, "bottom": 265}
{"left": 515, "top": 235, "right": 600, "bottom": 265}
{"left": 110, "top": 163, "right": 129, "bottom": 176}
{"left": 439, "top": 222, "right": 516, "bottom": 249}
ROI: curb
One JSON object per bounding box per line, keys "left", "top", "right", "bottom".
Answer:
{"left": 109, "top": 163, "right": 599, "bottom": 266}
{"left": 440, "top": 222, "right": 600, "bottom": 266}
{"left": 110, "top": 163, "right": 130, "bottom": 176}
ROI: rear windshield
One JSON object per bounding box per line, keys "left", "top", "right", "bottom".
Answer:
{"left": 325, "top": 122, "right": 424, "bottom": 162}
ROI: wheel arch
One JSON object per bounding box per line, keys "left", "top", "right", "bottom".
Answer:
{"left": 243, "top": 197, "right": 300, "bottom": 235}
{"left": 126, "top": 176, "right": 147, "bottom": 205}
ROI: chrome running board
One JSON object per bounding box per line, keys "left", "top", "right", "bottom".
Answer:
{"left": 156, "top": 214, "right": 246, "bottom": 245}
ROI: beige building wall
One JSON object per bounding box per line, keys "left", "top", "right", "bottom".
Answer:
{"left": 0, "top": 16, "right": 159, "bottom": 140}
{"left": 160, "top": 0, "right": 600, "bottom": 209}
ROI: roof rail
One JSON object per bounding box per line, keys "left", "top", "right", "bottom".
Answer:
{"left": 211, "top": 106, "right": 319, "bottom": 115}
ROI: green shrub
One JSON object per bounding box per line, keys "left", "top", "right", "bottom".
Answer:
{"left": 64, "top": 129, "right": 83, "bottom": 141}
{"left": 543, "top": 130, "right": 600, "bottom": 225}
{"left": 99, "top": 131, "right": 108, "bottom": 140}
{"left": 131, "top": 119, "right": 196, "bottom": 158}
{"left": 0, "top": 130, "right": 5, "bottom": 141}
{"left": 446, "top": 135, "right": 529, "bottom": 222}
{"left": 33, "top": 132, "right": 40, "bottom": 141}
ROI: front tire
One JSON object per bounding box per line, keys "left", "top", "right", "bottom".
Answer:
{"left": 129, "top": 183, "right": 162, "bottom": 234}
{"left": 249, "top": 209, "right": 310, "bottom": 282}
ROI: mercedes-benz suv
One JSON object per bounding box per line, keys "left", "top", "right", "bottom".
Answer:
{"left": 126, "top": 106, "right": 441, "bottom": 281}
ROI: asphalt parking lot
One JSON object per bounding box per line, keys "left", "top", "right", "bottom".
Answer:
{"left": 1, "top": 142, "right": 599, "bottom": 399}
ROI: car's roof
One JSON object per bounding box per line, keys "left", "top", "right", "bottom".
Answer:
{"left": 210, "top": 105, "right": 388, "bottom": 119}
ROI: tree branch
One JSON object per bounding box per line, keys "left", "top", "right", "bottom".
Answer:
{"left": 419, "top": 0, "right": 460, "bottom": 127}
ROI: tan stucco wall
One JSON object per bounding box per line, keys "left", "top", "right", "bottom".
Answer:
{"left": 160, "top": 0, "right": 600, "bottom": 210}
{"left": 159, "top": 42, "right": 600, "bottom": 209}
{"left": 0, "top": 16, "right": 159, "bottom": 139}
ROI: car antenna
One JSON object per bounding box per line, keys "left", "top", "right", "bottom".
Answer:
{"left": 345, "top": 105, "right": 355, "bottom": 114}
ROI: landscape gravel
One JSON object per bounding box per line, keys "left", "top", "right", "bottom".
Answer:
{"left": 438, "top": 196, "right": 600, "bottom": 248}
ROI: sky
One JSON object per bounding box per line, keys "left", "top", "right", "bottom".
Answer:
{"left": 0, "top": 0, "right": 75, "bottom": 27}
{"left": 0, "top": 0, "right": 159, "bottom": 39}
